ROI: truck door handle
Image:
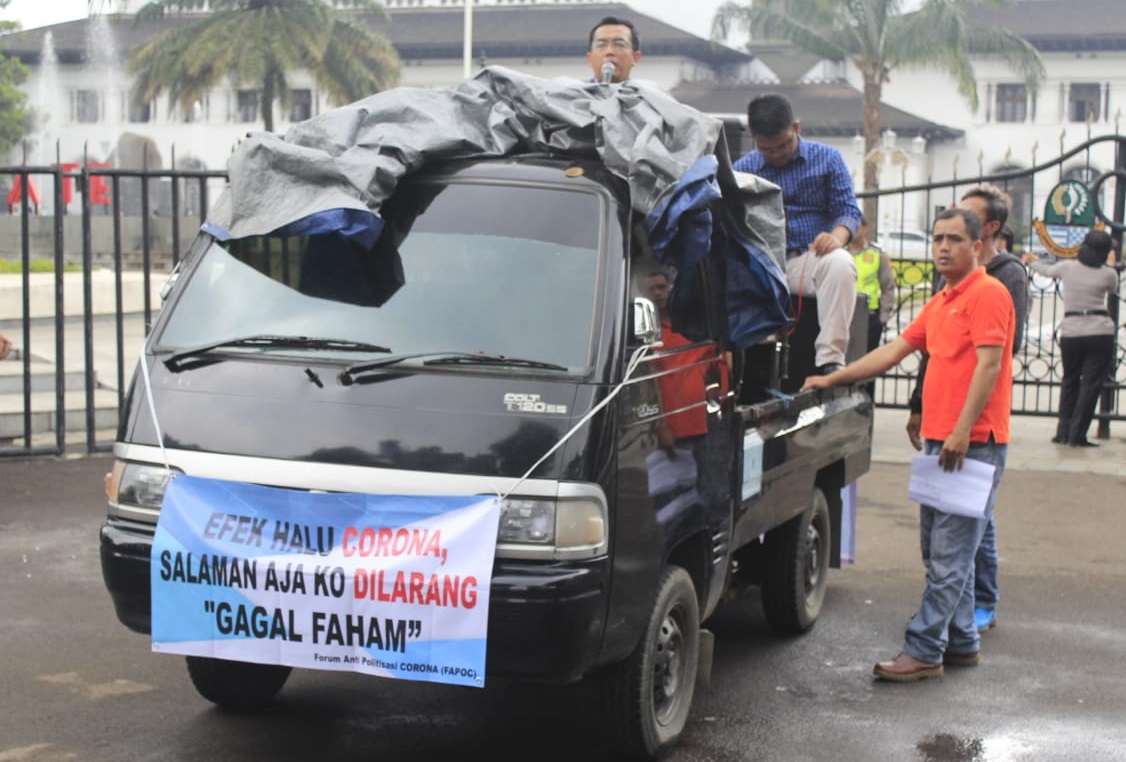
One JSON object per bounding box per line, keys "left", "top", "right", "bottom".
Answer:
{"left": 705, "top": 382, "right": 722, "bottom": 417}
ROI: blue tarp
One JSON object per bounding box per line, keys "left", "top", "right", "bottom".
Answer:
{"left": 646, "top": 156, "right": 790, "bottom": 347}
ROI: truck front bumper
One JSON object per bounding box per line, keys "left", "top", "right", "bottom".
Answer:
{"left": 100, "top": 517, "right": 609, "bottom": 684}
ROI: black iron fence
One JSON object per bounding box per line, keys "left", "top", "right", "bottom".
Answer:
{"left": 0, "top": 160, "right": 226, "bottom": 456}
{"left": 859, "top": 135, "right": 1126, "bottom": 434}
{"left": 0, "top": 141, "right": 1123, "bottom": 457}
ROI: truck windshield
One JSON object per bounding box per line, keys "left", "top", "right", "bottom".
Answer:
{"left": 156, "top": 180, "right": 602, "bottom": 374}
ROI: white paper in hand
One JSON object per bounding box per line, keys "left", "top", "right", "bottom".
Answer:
{"left": 907, "top": 455, "right": 996, "bottom": 519}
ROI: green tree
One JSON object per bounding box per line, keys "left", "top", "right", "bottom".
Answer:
{"left": 713, "top": 0, "right": 1045, "bottom": 196}
{"left": 0, "top": 0, "right": 32, "bottom": 157}
{"left": 129, "top": 0, "right": 401, "bottom": 132}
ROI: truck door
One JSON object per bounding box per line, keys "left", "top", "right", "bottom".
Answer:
{"left": 616, "top": 219, "right": 735, "bottom": 621}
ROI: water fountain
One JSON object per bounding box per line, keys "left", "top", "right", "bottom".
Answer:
{"left": 30, "top": 30, "right": 61, "bottom": 214}
{"left": 34, "top": 31, "right": 59, "bottom": 161}
{"left": 85, "top": 11, "right": 122, "bottom": 164}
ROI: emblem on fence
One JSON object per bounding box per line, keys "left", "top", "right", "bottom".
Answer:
{"left": 1033, "top": 179, "right": 1106, "bottom": 258}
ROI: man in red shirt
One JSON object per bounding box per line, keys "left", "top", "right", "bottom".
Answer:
{"left": 803, "top": 208, "right": 1014, "bottom": 682}
{"left": 645, "top": 271, "right": 727, "bottom": 446}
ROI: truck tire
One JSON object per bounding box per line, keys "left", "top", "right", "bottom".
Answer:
{"left": 600, "top": 566, "right": 700, "bottom": 760}
{"left": 760, "top": 486, "right": 831, "bottom": 635}
{"left": 185, "top": 656, "right": 291, "bottom": 711}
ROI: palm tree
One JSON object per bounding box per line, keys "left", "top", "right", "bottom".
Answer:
{"left": 713, "top": 0, "right": 1045, "bottom": 196}
{"left": 128, "top": 0, "right": 401, "bottom": 132}
{"left": 0, "top": 0, "right": 32, "bottom": 156}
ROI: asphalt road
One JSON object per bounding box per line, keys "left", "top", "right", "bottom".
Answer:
{"left": 3, "top": 454, "right": 1125, "bottom": 762}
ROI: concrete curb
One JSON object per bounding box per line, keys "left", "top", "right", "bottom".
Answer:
{"left": 0, "top": 271, "right": 165, "bottom": 322}
{"left": 871, "top": 407, "right": 1125, "bottom": 476}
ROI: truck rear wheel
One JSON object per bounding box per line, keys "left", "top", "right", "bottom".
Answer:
{"left": 760, "top": 486, "right": 831, "bottom": 635}
{"left": 185, "top": 656, "right": 291, "bottom": 711}
{"left": 600, "top": 566, "right": 700, "bottom": 760}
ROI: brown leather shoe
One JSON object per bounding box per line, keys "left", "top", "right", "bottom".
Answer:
{"left": 873, "top": 652, "right": 944, "bottom": 682}
{"left": 943, "top": 650, "right": 981, "bottom": 667}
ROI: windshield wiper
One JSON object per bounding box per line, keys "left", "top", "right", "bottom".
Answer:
{"left": 163, "top": 335, "right": 391, "bottom": 370}
{"left": 339, "top": 351, "right": 567, "bottom": 385}
{"left": 422, "top": 353, "right": 567, "bottom": 371}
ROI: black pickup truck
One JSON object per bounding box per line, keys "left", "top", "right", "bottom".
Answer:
{"left": 100, "top": 153, "right": 871, "bottom": 760}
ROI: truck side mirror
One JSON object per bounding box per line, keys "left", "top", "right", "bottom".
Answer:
{"left": 632, "top": 297, "right": 662, "bottom": 346}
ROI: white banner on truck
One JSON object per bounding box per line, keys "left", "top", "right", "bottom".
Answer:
{"left": 151, "top": 475, "right": 500, "bottom": 688}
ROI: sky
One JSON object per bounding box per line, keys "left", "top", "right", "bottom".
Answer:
{"left": 2, "top": 0, "right": 732, "bottom": 43}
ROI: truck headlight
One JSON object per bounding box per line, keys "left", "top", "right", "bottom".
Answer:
{"left": 106, "top": 460, "right": 177, "bottom": 520}
{"left": 497, "top": 492, "right": 607, "bottom": 560}
{"left": 498, "top": 499, "right": 554, "bottom": 544}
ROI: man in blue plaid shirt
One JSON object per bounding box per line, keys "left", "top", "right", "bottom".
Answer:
{"left": 733, "top": 94, "right": 862, "bottom": 373}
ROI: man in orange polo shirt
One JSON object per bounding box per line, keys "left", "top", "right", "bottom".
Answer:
{"left": 802, "top": 208, "right": 1014, "bottom": 682}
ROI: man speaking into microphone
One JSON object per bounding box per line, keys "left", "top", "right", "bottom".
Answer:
{"left": 587, "top": 16, "right": 641, "bottom": 83}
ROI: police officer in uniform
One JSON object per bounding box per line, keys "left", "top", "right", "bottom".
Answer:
{"left": 848, "top": 215, "right": 896, "bottom": 396}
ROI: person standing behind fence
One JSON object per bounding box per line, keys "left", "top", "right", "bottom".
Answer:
{"left": 1024, "top": 230, "right": 1119, "bottom": 448}
{"left": 0, "top": 333, "right": 12, "bottom": 361}
{"left": 849, "top": 215, "right": 896, "bottom": 397}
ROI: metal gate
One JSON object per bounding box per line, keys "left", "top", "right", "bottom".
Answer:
{"left": 858, "top": 134, "right": 1125, "bottom": 432}
{"left": 0, "top": 159, "right": 226, "bottom": 457}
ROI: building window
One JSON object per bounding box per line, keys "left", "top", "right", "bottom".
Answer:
{"left": 237, "top": 90, "right": 260, "bottom": 123}
{"left": 1068, "top": 83, "right": 1101, "bottom": 122}
{"left": 183, "top": 99, "right": 206, "bottom": 123}
{"left": 995, "top": 84, "right": 1027, "bottom": 123}
{"left": 289, "top": 89, "right": 312, "bottom": 122}
{"left": 128, "top": 101, "right": 152, "bottom": 123}
{"left": 75, "top": 90, "right": 100, "bottom": 123}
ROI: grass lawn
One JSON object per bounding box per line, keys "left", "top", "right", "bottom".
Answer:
{"left": 0, "top": 258, "right": 83, "bottom": 274}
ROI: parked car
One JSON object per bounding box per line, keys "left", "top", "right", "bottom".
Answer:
{"left": 878, "top": 227, "right": 931, "bottom": 261}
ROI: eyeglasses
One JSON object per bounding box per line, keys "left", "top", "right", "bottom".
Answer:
{"left": 591, "top": 38, "right": 633, "bottom": 51}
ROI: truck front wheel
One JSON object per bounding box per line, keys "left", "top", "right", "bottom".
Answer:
{"left": 760, "top": 486, "right": 831, "bottom": 635}
{"left": 185, "top": 656, "right": 292, "bottom": 711}
{"left": 600, "top": 565, "right": 700, "bottom": 760}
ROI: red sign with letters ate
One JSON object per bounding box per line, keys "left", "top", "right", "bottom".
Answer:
{"left": 54, "top": 162, "right": 112, "bottom": 206}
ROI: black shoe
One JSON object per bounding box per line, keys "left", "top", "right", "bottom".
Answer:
{"left": 1050, "top": 437, "right": 1063, "bottom": 444}
{"left": 1070, "top": 440, "right": 1100, "bottom": 448}
{"left": 816, "top": 362, "right": 844, "bottom": 376}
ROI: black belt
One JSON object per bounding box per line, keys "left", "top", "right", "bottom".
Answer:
{"left": 1064, "top": 309, "right": 1109, "bottom": 317}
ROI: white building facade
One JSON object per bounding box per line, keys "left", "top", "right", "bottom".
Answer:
{"left": 1, "top": 1, "right": 750, "bottom": 178}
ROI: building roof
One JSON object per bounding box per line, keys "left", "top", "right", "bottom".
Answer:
{"left": 963, "top": 0, "right": 1126, "bottom": 52}
{"left": 0, "top": 3, "right": 752, "bottom": 69}
{"left": 745, "top": 43, "right": 822, "bottom": 85}
{"left": 670, "top": 82, "right": 963, "bottom": 142}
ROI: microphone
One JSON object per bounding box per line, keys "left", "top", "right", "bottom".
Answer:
{"left": 601, "top": 61, "right": 615, "bottom": 84}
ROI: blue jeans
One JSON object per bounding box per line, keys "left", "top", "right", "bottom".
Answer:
{"left": 904, "top": 439, "right": 1007, "bottom": 663}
